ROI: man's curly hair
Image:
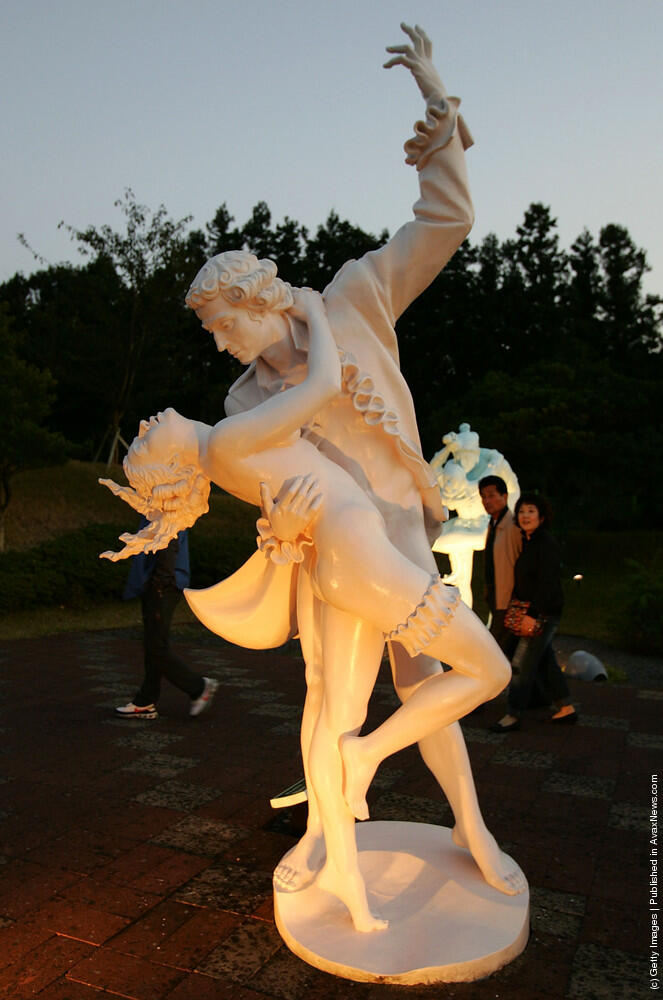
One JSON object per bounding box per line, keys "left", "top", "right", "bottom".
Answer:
{"left": 185, "top": 250, "right": 293, "bottom": 318}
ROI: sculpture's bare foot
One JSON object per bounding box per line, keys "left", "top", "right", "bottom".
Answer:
{"left": 452, "top": 824, "right": 527, "bottom": 896}
{"left": 317, "top": 861, "right": 389, "bottom": 933}
{"left": 273, "top": 831, "right": 326, "bottom": 892}
{"left": 339, "top": 733, "right": 376, "bottom": 822}
{"left": 442, "top": 571, "right": 458, "bottom": 584}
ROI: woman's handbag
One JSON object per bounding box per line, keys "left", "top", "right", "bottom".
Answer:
{"left": 504, "top": 599, "right": 543, "bottom": 637}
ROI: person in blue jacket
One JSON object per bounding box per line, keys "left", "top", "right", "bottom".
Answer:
{"left": 116, "top": 518, "right": 217, "bottom": 719}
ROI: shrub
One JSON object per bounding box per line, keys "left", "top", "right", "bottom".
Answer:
{"left": 619, "top": 558, "right": 663, "bottom": 654}
{"left": 0, "top": 523, "right": 126, "bottom": 611}
{"left": 0, "top": 515, "right": 260, "bottom": 612}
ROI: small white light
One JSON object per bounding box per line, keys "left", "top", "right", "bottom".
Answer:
{"left": 573, "top": 574, "right": 583, "bottom": 581}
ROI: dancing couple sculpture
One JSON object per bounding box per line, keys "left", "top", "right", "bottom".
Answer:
{"left": 101, "top": 25, "right": 528, "bottom": 983}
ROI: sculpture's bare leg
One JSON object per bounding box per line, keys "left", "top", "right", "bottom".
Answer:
{"left": 307, "top": 507, "right": 525, "bottom": 895}
{"left": 310, "top": 605, "right": 388, "bottom": 932}
{"left": 338, "top": 601, "right": 504, "bottom": 815}
{"left": 273, "top": 572, "right": 326, "bottom": 891}
{"left": 339, "top": 605, "right": 525, "bottom": 895}
{"left": 387, "top": 644, "right": 524, "bottom": 894}
{"left": 415, "top": 722, "right": 525, "bottom": 894}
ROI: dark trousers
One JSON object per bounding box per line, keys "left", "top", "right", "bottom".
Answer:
{"left": 506, "top": 617, "right": 570, "bottom": 715}
{"left": 135, "top": 581, "right": 204, "bottom": 706}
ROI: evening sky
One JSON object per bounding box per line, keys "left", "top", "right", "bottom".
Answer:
{"left": 1, "top": 0, "right": 661, "bottom": 295}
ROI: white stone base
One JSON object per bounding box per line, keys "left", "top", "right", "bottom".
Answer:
{"left": 274, "top": 821, "right": 529, "bottom": 985}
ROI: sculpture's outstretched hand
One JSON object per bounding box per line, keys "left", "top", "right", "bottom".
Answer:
{"left": 260, "top": 474, "right": 322, "bottom": 543}
{"left": 384, "top": 23, "right": 446, "bottom": 103}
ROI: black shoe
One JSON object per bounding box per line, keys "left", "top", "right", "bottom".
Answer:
{"left": 489, "top": 718, "right": 521, "bottom": 733}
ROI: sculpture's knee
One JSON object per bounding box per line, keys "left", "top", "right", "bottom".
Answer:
{"left": 487, "top": 652, "right": 511, "bottom": 699}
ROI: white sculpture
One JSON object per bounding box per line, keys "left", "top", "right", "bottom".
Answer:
{"left": 100, "top": 25, "right": 528, "bottom": 984}
{"left": 430, "top": 423, "right": 520, "bottom": 607}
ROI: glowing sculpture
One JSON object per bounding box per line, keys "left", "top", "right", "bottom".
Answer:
{"left": 100, "top": 25, "right": 528, "bottom": 984}
{"left": 431, "top": 424, "right": 520, "bottom": 607}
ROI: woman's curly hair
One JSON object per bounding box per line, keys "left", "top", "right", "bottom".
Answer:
{"left": 99, "top": 438, "right": 211, "bottom": 562}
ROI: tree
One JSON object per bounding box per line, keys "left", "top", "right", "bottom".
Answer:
{"left": 0, "top": 306, "right": 67, "bottom": 551}
{"left": 566, "top": 229, "right": 603, "bottom": 353}
{"left": 58, "top": 189, "right": 195, "bottom": 464}
{"left": 598, "top": 223, "right": 662, "bottom": 357}
{"left": 304, "top": 211, "right": 388, "bottom": 290}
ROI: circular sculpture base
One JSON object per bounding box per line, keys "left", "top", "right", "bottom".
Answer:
{"left": 274, "top": 821, "right": 529, "bottom": 985}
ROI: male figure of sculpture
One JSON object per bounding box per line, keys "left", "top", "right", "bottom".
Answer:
{"left": 431, "top": 423, "right": 520, "bottom": 606}
{"left": 182, "top": 24, "right": 525, "bottom": 926}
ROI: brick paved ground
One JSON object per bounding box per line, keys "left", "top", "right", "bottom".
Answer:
{"left": 0, "top": 624, "right": 660, "bottom": 999}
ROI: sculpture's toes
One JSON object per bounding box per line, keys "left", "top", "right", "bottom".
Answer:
{"left": 352, "top": 797, "right": 370, "bottom": 822}
{"left": 503, "top": 860, "right": 528, "bottom": 895}
{"left": 355, "top": 914, "right": 389, "bottom": 934}
{"left": 273, "top": 864, "right": 298, "bottom": 891}
{"left": 488, "top": 856, "right": 527, "bottom": 896}
{"left": 273, "top": 859, "right": 319, "bottom": 893}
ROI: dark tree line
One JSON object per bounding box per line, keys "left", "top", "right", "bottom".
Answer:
{"left": 1, "top": 192, "right": 661, "bottom": 529}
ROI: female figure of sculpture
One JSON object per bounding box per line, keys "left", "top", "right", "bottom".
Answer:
{"left": 101, "top": 285, "right": 525, "bottom": 931}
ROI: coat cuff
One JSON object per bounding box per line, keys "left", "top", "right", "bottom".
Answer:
{"left": 404, "top": 95, "right": 474, "bottom": 171}
{"left": 256, "top": 516, "right": 313, "bottom": 565}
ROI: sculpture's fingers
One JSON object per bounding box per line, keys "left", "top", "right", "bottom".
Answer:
{"left": 259, "top": 481, "right": 275, "bottom": 515}
{"left": 286, "top": 473, "right": 314, "bottom": 510}
{"left": 298, "top": 480, "right": 322, "bottom": 516}
{"left": 383, "top": 55, "right": 414, "bottom": 71}
{"left": 308, "top": 493, "right": 323, "bottom": 514}
{"left": 414, "top": 24, "right": 433, "bottom": 58}
{"left": 302, "top": 475, "right": 320, "bottom": 499}
{"left": 290, "top": 485, "right": 311, "bottom": 515}
{"left": 282, "top": 475, "right": 306, "bottom": 508}
{"left": 297, "top": 472, "right": 315, "bottom": 490}
{"left": 400, "top": 22, "right": 421, "bottom": 51}
{"left": 385, "top": 43, "right": 414, "bottom": 56}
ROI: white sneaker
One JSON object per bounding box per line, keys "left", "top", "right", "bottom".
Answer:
{"left": 115, "top": 702, "right": 158, "bottom": 720}
{"left": 189, "top": 678, "right": 219, "bottom": 717}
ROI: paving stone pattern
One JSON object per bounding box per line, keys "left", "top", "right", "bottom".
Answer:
{"left": 0, "top": 626, "right": 660, "bottom": 999}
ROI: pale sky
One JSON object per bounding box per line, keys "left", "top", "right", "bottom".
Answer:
{"left": 2, "top": 0, "right": 662, "bottom": 296}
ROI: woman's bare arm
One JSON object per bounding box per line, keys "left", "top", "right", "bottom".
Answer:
{"left": 205, "top": 289, "right": 341, "bottom": 464}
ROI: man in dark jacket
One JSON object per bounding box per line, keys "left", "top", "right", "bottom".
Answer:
{"left": 116, "top": 522, "right": 217, "bottom": 719}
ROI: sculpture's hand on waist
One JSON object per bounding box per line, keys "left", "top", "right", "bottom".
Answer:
{"left": 384, "top": 23, "right": 447, "bottom": 103}
{"left": 260, "top": 474, "right": 322, "bottom": 542}
{"left": 287, "top": 287, "right": 325, "bottom": 324}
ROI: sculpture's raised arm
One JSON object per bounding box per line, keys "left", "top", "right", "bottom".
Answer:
{"left": 325, "top": 23, "right": 474, "bottom": 332}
